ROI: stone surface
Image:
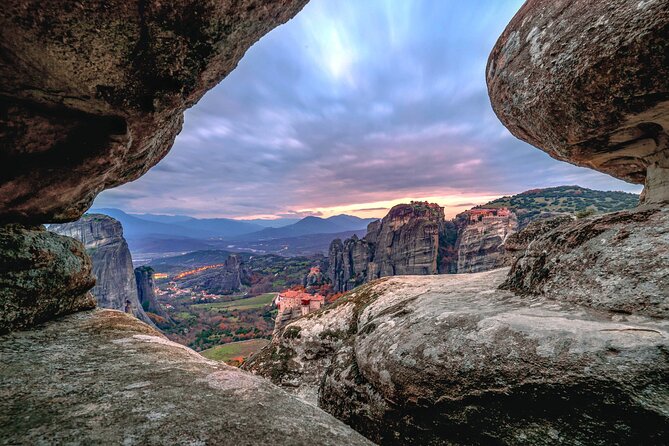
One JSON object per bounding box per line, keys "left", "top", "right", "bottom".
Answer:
{"left": 503, "top": 214, "right": 574, "bottom": 263}
{"left": 0, "top": 0, "right": 308, "bottom": 223}
{"left": 487, "top": 0, "right": 669, "bottom": 202}
{"left": 246, "top": 269, "right": 669, "bottom": 445}
{"left": 0, "top": 224, "right": 95, "bottom": 333}
{"left": 135, "top": 265, "right": 170, "bottom": 321}
{"left": 456, "top": 213, "right": 517, "bottom": 273}
{"left": 0, "top": 309, "right": 373, "bottom": 445}
{"left": 328, "top": 202, "right": 447, "bottom": 292}
{"left": 50, "top": 214, "right": 152, "bottom": 324}
{"left": 502, "top": 206, "right": 669, "bottom": 319}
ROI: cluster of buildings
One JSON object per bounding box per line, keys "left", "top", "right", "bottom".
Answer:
{"left": 273, "top": 289, "right": 325, "bottom": 332}
{"left": 155, "top": 281, "right": 222, "bottom": 301}
{"left": 465, "top": 207, "right": 511, "bottom": 223}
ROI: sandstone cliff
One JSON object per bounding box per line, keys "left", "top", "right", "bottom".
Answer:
{"left": 50, "top": 215, "right": 152, "bottom": 325}
{"left": 134, "top": 266, "right": 170, "bottom": 321}
{"left": 455, "top": 212, "right": 517, "bottom": 273}
{"left": 328, "top": 202, "right": 447, "bottom": 292}
{"left": 502, "top": 207, "right": 669, "bottom": 318}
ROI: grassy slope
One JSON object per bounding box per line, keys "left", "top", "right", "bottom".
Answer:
{"left": 479, "top": 186, "right": 638, "bottom": 213}
{"left": 191, "top": 293, "right": 276, "bottom": 311}
{"left": 474, "top": 186, "right": 639, "bottom": 227}
{"left": 200, "top": 339, "right": 270, "bottom": 363}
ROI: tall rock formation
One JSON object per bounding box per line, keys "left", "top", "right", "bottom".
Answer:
{"left": 50, "top": 214, "right": 151, "bottom": 324}
{"left": 455, "top": 212, "right": 517, "bottom": 273}
{"left": 134, "top": 266, "right": 170, "bottom": 321}
{"left": 328, "top": 202, "right": 447, "bottom": 292}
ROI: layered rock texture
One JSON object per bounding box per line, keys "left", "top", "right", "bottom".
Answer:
{"left": 134, "top": 266, "right": 170, "bottom": 321}
{"left": 246, "top": 269, "right": 669, "bottom": 445}
{"left": 487, "top": 0, "right": 669, "bottom": 203}
{"left": 0, "top": 224, "right": 95, "bottom": 333}
{"left": 0, "top": 0, "right": 308, "bottom": 223}
{"left": 503, "top": 207, "right": 669, "bottom": 318}
{"left": 50, "top": 214, "right": 151, "bottom": 324}
{"left": 0, "top": 309, "right": 373, "bottom": 445}
{"left": 455, "top": 212, "right": 517, "bottom": 272}
{"left": 503, "top": 214, "right": 574, "bottom": 264}
{"left": 328, "top": 202, "right": 447, "bottom": 292}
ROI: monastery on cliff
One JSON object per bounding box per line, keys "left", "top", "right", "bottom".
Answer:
{"left": 273, "top": 289, "right": 324, "bottom": 332}
{"left": 465, "top": 207, "right": 511, "bottom": 223}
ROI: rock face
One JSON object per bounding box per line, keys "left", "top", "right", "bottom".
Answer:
{"left": 503, "top": 215, "right": 574, "bottom": 253}
{"left": 503, "top": 214, "right": 574, "bottom": 263}
{"left": 303, "top": 265, "right": 326, "bottom": 288}
{"left": 328, "top": 202, "right": 447, "bottom": 292}
{"left": 0, "top": 309, "right": 373, "bottom": 445}
{"left": 180, "top": 253, "right": 249, "bottom": 295}
{"left": 502, "top": 207, "right": 669, "bottom": 319}
{"left": 0, "top": 0, "right": 309, "bottom": 223}
{"left": 246, "top": 269, "right": 669, "bottom": 445}
{"left": 49, "top": 214, "right": 151, "bottom": 324}
{"left": 134, "top": 266, "right": 169, "bottom": 320}
{"left": 0, "top": 224, "right": 95, "bottom": 333}
{"left": 487, "top": 0, "right": 669, "bottom": 203}
{"left": 456, "top": 213, "right": 517, "bottom": 272}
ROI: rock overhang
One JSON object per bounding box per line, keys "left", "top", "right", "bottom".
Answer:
{"left": 487, "top": 0, "right": 669, "bottom": 202}
{"left": 0, "top": 0, "right": 309, "bottom": 224}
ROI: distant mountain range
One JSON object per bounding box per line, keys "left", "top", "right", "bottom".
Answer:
{"left": 92, "top": 208, "right": 263, "bottom": 239}
{"left": 89, "top": 208, "right": 377, "bottom": 257}
{"left": 232, "top": 215, "right": 377, "bottom": 241}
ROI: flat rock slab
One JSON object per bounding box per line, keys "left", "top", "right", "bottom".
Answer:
{"left": 0, "top": 309, "right": 373, "bottom": 446}
{"left": 249, "top": 269, "right": 669, "bottom": 445}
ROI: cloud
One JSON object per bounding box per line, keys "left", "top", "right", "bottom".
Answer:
{"left": 94, "top": 0, "right": 642, "bottom": 219}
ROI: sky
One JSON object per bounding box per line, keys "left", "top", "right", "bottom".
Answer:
{"left": 93, "top": 0, "right": 642, "bottom": 220}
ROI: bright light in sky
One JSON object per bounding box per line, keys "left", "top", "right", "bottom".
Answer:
{"left": 94, "top": 0, "right": 642, "bottom": 219}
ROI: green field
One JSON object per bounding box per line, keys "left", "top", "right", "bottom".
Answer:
{"left": 192, "top": 293, "right": 276, "bottom": 311}
{"left": 200, "top": 338, "right": 270, "bottom": 364}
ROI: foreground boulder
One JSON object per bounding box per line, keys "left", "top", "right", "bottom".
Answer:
{"left": 487, "top": 0, "right": 669, "bottom": 203}
{"left": 502, "top": 206, "right": 669, "bottom": 318}
{"left": 0, "top": 0, "right": 308, "bottom": 223}
{"left": 50, "top": 214, "right": 153, "bottom": 325}
{"left": 0, "top": 309, "right": 373, "bottom": 445}
{"left": 245, "top": 269, "right": 669, "bottom": 445}
{"left": 0, "top": 224, "right": 95, "bottom": 333}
